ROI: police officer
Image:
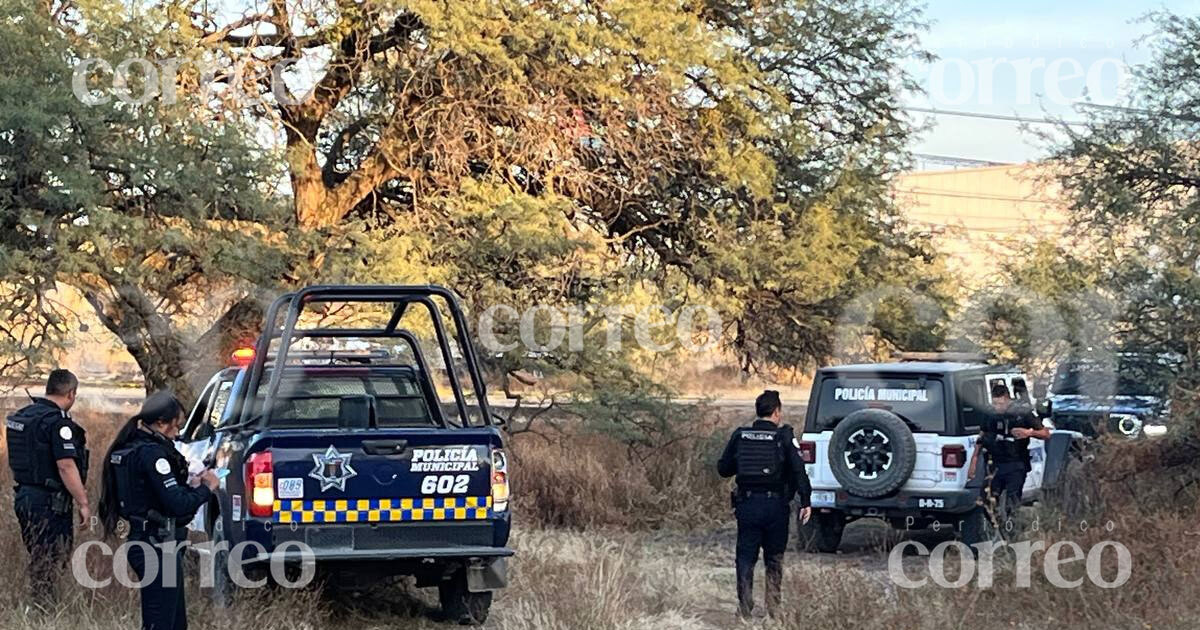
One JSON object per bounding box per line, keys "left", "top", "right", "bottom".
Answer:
{"left": 968, "top": 382, "right": 1050, "bottom": 521}
{"left": 6, "top": 369, "right": 89, "bottom": 604}
{"left": 98, "top": 391, "right": 217, "bottom": 630}
{"left": 717, "top": 390, "right": 812, "bottom": 618}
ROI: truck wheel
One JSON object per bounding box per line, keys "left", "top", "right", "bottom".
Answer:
{"left": 210, "top": 519, "right": 235, "bottom": 608}
{"left": 439, "top": 570, "right": 493, "bottom": 626}
{"left": 797, "top": 511, "right": 844, "bottom": 553}
{"left": 828, "top": 409, "right": 917, "bottom": 498}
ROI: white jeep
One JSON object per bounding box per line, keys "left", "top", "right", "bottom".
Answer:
{"left": 795, "top": 358, "right": 1076, "bottom": 551}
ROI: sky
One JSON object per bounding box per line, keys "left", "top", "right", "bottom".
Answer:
{"left": 907, "top": 0, "right": 1200, "bottom": 168}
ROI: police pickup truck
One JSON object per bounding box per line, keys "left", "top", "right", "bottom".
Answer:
{"left": 796, "top": 357, "right": 1078, "bottom": 551}
{"left": 177, "top": 286, "right": 511, "bottom": 624}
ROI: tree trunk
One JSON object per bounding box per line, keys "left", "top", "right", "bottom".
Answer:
{"left": 82, "top": 285, "right": 264, "bottom": 410}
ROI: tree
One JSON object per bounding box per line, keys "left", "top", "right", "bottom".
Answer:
{"left": 1030, "top": 11, "right": 1200, "bottom": 435}
{"left": 0, "top": 0, "right": 304, "bottom": 399}
{"left": 2, "top": 0, "right": 947, "bottom": 410}
{"left": 182, "top": 0, "right": 946, "bottom": 369}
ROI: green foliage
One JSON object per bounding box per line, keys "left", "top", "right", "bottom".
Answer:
{"left": 3, "top": 0, "right": 949, "bottom": 421}
{"left": 0, "top": 1, "right": 304, "bottom": 396}
{"left": 974, "top": 12, "right": 1200, "bottom": 437}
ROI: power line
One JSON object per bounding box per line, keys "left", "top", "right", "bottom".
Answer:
{"left": 912, "top": 153, "right": 1014, "bottom": 167}
{"left": 896, "top": 187, "right": 1059, "bottom": 204}
{"left": 904, "top": 106, "right": 1089, "bottom": 127}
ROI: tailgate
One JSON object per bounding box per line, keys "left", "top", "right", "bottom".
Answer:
{"left": 261, "top": 428, "right": 502, "bottom": 524}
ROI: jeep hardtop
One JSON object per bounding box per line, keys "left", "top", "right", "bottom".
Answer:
{"left": 797, "top": 358, "right": 1075, "bottom": 552}
{"left": 177, "top": 285, "right": 510, "bottom": 624}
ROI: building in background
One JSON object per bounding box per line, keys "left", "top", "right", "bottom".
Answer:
{"left": 894, "top": 163, "right": 1070, "bottom": 286}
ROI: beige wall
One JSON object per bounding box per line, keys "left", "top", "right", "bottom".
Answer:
{"left": 894, "top": 164, "right": 1069, "bottom": 285}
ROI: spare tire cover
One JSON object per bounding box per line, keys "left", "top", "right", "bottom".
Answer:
{"left": 828, "top": 408, "right": 917, "bottom": 498}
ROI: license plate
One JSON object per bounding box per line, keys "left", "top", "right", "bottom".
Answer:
{"left": 811, "top": 491, "right": 836, "bottom": 507}
{"left": 277, "top": 477, "right": 304, "bottom": 499}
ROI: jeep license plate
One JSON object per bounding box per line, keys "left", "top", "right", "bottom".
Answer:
{"left": 811, "top": 491, "right": 836, "bottom": 507}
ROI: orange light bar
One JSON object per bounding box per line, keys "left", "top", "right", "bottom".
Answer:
{"left": 231, "top": 346, "right": 256, "bottom": 366}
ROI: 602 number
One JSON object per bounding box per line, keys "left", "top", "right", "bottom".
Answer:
{"left": 421, "top": 474, "right": 469, "bottom": 495}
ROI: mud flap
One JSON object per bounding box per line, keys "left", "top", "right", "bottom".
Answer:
{"left": 1041, "top": 431, "right": 1081, "bottom": 488}
{"left": 466, "top": 557, "right": 508, "bottom": 592}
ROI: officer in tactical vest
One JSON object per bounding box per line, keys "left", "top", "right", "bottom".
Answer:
{"left": 717, "top": 390, "right": 812, "bottom": 618}
{"left": 5, "top": 369, "right": 89, "bottom": 603}
{"left": 968, "top": 381, "right": 1050, "bottom": 522}
{"left": 99, "top": 391, "right": 217, "bottom": 630}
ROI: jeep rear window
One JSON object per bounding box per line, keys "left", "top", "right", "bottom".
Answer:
{"left": 810, "top": 377, "right": 946, "bottom": 432}
{"left": 264, "top": 373, "right": 434, "bottom": 428}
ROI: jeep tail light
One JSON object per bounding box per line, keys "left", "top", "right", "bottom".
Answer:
{"left": 491, "top": 448, "right": 509, "bottom": 512}
{"left": 941, "top": 445, "right": 966, "bottom": 468}
{"left": 799, "top": 441, "right": 816, "bottom": 464}
{"left": 246, "top": 451, "right": 273, "bottom": 517}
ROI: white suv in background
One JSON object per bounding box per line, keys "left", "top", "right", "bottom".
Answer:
{"left": 795, "top": 358, "right": 1071, "bottom": 551}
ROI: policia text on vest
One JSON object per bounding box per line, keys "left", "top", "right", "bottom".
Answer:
{"left": 5, "top": 369, "right": 90, "bottom": 606}
{"left": 717, "top": 390, "right": 812, "bottom": 619}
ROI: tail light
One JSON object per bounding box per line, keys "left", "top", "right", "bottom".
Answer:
{"left": 799, "top": 441, "right": 816, "bottom": 464}
{"left": 941, "top": 445, "right": 966, "bottom": 468}
{"left": 246, "top": 451, "right": 273, "bottom": 517}
{"left": 491, "top": 448, "right": 509, "bottom": 512}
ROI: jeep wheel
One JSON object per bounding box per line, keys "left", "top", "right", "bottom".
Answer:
{"left": 828, "top": 409, "right": 917, "bottom": 498}
{"left": 797, "top": 511, "right": 844, "bottom": 553}
{"left": 439, "top": 570, "right": 493, "bottom": 626}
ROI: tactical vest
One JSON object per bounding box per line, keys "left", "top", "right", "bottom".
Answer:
{"left": 110, "top": 438, "right": 187, "bottom": 522}
{"left": 7, "top": 404, "right": 60, "bottom": 488}
{"left": 108, "top": 445, "right": 141, "bottom": 519}
{"left": 734, "top": 427, "right": 786, "bottom": 487}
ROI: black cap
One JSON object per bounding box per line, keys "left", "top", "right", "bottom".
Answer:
{"left": 134, "top": 391, "right": 183, "bottom": 423}
{"left": 755, "top": 390, "right": 782, "bottom": 418}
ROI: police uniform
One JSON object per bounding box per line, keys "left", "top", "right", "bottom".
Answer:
{"left": 111, "top": 428, "right": 211, "bottom": 630}
{"left": 978, "top": 404, "right": 1042, "bottom": 518}
{"left": 717, "top": 419, "right": 811, "bottom": 617}
{"left": 6, "top": 397, "right": 88, "bottom": 599}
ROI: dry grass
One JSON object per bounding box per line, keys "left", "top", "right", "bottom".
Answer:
{"left": 1, "top": 403, "right": 1199, "bottom": 629}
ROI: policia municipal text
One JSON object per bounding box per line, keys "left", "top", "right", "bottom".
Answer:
{"left": 717, "top": 390, "right": 812, "bottom": 618}
{"left": 99, "top": 391, "right": 219, "bottom": 630}
{"left": 5, "top": 369, "right": 89, "bottom": 605}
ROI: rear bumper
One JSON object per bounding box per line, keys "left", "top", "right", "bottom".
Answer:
{"left": 251, "top": 545, "right": 514, "bottom": 563}
{"left": 236, "top": 516, "right": 512, "bottom": 565}
{"left": 812, "top": 487, "right": 980, "bottom": 518}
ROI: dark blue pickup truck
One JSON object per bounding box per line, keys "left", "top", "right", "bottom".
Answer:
{"left": 176, "top": 285, "right": 511, "bottom": 624}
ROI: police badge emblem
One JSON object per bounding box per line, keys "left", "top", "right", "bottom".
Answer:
{"left": 309, "top": 445, "right": 357, "bottom": 492}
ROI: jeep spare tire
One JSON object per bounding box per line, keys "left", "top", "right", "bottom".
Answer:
{"left": 828, "top": 409, "right": 917, "bottom": 498}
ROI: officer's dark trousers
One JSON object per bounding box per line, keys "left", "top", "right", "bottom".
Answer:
{"left": 986, "top": 462, "right": 1027, "bottom": 524}
{"left": 14, "top": 485, "right": 74, "bottom": 605}
{"left": 128, "top": 538, "right": 188, "bottom": 630}
{"left": 734, "top": 495, "right": 790, "bottom": 617}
